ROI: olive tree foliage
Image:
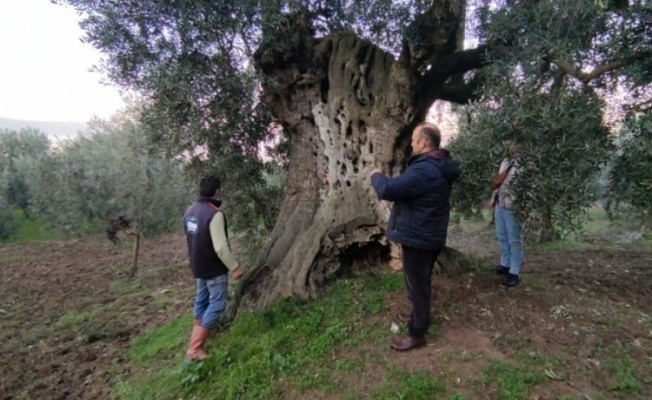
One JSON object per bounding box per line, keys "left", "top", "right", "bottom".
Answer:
{"left": 25, "top": 117, "right": 192, "bottom": 277}
{"left": 0, "top": 128, "right": 51, "bottom": 217}
{"left": 56, "top": 0, "right": 651, "bottom": 307}
{"left": 0, "top": 128, "right": 50, "bottom": 241}
{"left": 451, "top": 89, "right": 613, "bottom": 241}
{"left": 56, "top": 0, "right": 474, "bottom": 302}
{"left": 447, "top": 109, "right": 505, "bottom": 219}
{"left": 449, "top": 0, "right": 649, "bottom": 241}
{"left": 607, "top": 111, "right": 652, "bottom": 220}
{"left": 0, "top": 179, "right": 20, "bottom": 242}
{"left": 55, "top": 0, "right": 435, "bottom": 239}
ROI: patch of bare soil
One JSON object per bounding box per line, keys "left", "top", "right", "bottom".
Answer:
{"left": 1, "top": 230, "right": 651, "bottom": 399}
{"left": 329, "top": 231, "right": 652, "bottom": 399}
{"left": 0, "top": 235, "right": 193, "bottom": 399}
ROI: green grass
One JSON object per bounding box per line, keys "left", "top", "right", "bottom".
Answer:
{"left": 454, "top": 207, "right": 649, "bottom": 252}
{"left": 482, "top": 360, "right": 543, "bottom": 400}
{"left": 83, "top": 208, "right": 652, "bottom": 399}
{"left": 583, "top": 209, "right": 613, "bottom": 234}
{"left": 601, "top": 346, "right": 642, "bottom": 395}
{"left": 530, "top": 239, "right": 601, "bottom": 251}
{"left": 609, "top": 361, "right": 641, "bottom": 394}
{"left": 115, "top": 271, "right": 407, "bottom": 400}
{"left": 110, "top": 279, "right": 144, "bottom": 296}
{"left": 54, "top": 310, "right": 90, "bottom": 328}
{"left": 372, "top": 369, "right": 446, "bottom": 399}
{"left": 451, "top": 209, "right": 494, "bottom": 234}
{"left": 500, "top": 334, "right": 532, "bottom": 352}
{"left": 130, "top": 317, "right": 190, "bottom": 363}
{"left": 116, "top": 269, "right": 591, "bottom": 399}
{"left": 11, "top": 212, "right": 61, "bottom": 243}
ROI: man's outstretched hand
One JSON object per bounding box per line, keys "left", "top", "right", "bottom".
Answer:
{"left": 369, "top": 168, "right": 383, "bottom": 178}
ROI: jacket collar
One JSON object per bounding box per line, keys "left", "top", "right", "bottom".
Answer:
{"left": 197, "top": 196, "right": 222, "bottom": 208}
{"left": 409, "top": 148, "right": 450, "bottom": 164}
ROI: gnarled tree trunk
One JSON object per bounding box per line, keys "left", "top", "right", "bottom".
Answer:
{"left": 235, "top": 2, "right": 483, "bottom": 311}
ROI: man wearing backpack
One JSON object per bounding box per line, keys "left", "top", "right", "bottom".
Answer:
{"left": 370, "top": 122, "right": 460, "bottom": 352}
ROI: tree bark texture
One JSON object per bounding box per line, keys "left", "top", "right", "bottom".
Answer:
{"left": 236, "top": 2, "right": 478, "bottom": 311}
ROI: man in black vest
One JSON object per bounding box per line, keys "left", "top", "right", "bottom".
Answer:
{"left": 370, "top": 122, "right": 460, "bottom": 352}
{"left": 183, "top": 175, "right": 244, "bottom": 360}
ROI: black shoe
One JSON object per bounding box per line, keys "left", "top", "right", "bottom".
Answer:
{"left": 391, "top": 335, "right": 427, "bottom": 352}
{"left": 502, "top": 273, "right": 519, "bottom": 287}
{"left": 495, "top": 265, "right": 510, "bottom": 275}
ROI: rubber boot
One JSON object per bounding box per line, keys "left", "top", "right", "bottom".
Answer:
{"left": 194, "top": 318, "right": 213, "bottom": 340}
{"left": 185, "top": 325, "right": 209, "bottom": 360}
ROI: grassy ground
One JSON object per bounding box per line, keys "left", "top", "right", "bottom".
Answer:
{"left": 1, "top": 210, "right": 650, "bottom": 399}
{"left": 9, "top": 211, "right": 61, "bottom": 243}
{"left": 115, "top": 273, "right": 415, "bottom": 400}
{"left": 112, "top": 211, "right": 651, "bottom": 400}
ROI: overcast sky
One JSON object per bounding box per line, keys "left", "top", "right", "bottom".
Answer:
{"left": 0, "top": 0, "right": 125, "bottom": 122}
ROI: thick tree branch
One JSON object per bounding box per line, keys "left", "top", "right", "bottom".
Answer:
{"left": 434, "top": 45, "right": 494, "bottom": 79}
{"left": 415, "top": 44, "right": 493, "bottom": 105}
{"left": 551, "top": 50, "right": 652, "bottom": 84}
{"left": 582, "top": 60, "right": 626, "bottom": 81}
{"left": 405, "top": 0, "right": 539, "bottom": 105}
{"left": 551, "top": 57, "right": 622, "bottom": 83}
{"left": 399, "top": 0, "right": 464, "bottom": 71}
{"left": 439, "top": 80, "right": 481, "bottom": 104}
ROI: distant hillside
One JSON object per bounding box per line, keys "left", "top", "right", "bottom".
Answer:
{"left": 0, "top": 117, "right": 87, "bottom": 138}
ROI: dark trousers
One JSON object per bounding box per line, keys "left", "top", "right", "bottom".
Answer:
{"left": 402, "top": 244, "right": 442, "bottom": 337}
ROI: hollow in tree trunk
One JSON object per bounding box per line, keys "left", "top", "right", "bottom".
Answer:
{"left": 235, "top": 2, "right": 486, "bottom": 312}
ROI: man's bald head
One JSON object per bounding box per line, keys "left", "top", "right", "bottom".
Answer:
{"left": 415, "top": 122, "right": 441, "bottom": 150}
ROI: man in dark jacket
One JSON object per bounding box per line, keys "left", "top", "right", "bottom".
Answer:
{"left": 183, "top": 175, "right": 244, "bottom": 360}
{"left": 370, "top": 122, "right": 460, "bottom": 351}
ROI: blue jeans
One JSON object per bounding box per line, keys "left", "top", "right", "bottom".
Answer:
{"left": 194, "top": 274, "right": 228, "bottom": 329}
{"left": 495, "top": 206, "right": 523, "bottom": 275}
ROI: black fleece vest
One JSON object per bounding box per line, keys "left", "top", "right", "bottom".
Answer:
{"left": 183, "top": 198, "right": 229, "bottom": 279}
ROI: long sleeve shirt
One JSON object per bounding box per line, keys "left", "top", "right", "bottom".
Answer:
{"left": 209, "top": 212, "right": 239, "bottom": 271}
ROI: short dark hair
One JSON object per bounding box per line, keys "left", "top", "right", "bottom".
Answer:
{"left": 199, "top": 175, "right": 221, "bottom": 197}
{"left": 417, "top": 122, "right": 441, "bottom": 149}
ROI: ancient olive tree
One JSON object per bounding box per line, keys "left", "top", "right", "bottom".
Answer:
{"left": 58, "top": 0, "right": 651, "bottom": 308}
{"left": 26, "top": 117, "right": 192, "bottom": 277}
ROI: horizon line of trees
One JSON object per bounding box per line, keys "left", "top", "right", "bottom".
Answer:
{"left": 1, "top": 104, "right": 649, "bottom": 248}
{"left": 0, "top": 110, "right": 286, "bottom": 276}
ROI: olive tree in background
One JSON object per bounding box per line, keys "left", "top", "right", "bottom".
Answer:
{"left": 607, "top": 111, "right": 652, "bottom": 222}
{"left": 57, "top": 0, "right": 652, "bottom": 308}
{"left": 0, "top": 128, "right": 51, "bottom": 241}
{"left": 451, "top": 88, "right": 613, "bottom": 242}
{"left": 0, "top": 176, "right": 20, "bottom": 242}
{"left": 26, "top": 117, "right": 192, "bottom": 277}
{"left": 447, "top": 108, "right": 505, "bottom": 220}
{"left": 449, "top": 0, "right": 647, "bottom": 241}
{"left": 0, "top": 128, "right": 51, "bottom": 218}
